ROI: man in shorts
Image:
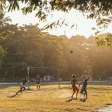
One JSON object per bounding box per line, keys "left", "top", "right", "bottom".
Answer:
{"left": 16, "top": 77, "right": 28, "bottom": 95}
{"left": 71, "top": 74, "right": 79, "bottom": 99}
{"left": 79, "top": 78, "right": 88, "bottom": 99}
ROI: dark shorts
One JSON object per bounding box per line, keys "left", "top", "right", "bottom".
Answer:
{"left": 72, "top": 85, "right": 79, "bottom": 92}
{"left": 80, "top": 87, "right": 87, "bottom": 94}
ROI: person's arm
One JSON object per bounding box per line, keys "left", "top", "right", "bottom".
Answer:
{"left": 76, "top": 80, "right": 78, "bottom": 84}
{"left": 79, "top": 81, "right": 83, "bottom": 87}
{"left": 71, "top": 79, "right": 73, "bottom": 84}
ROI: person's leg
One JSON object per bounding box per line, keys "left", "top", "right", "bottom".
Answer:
{"left": 81, "top": 87, "right": 86, "bottom": 98}
{"left": 80, "top": 89, "right": 83, "bottom": 98}
{"left": 71, "top": 92, "right": 75, "bottom": 98}
{"left": 84, "top": 93, "right": 86, "bottom": 99}
{"left": 38, "top": 84, "right": 40, "bottom": 90}
{"left": 71, "top": 85, "right": 76, "bottom": 98}
{"left": 37, "top": 85, "right": 39, "bottom": 90}
{"left": 16, "top": 87, "right": 22, "bottom": 95}
{"left": 22, "top": 86, "right": 26, "bottom": 91}
{"left": 76, "top": 89, "right": 79, "bottom": 99}
{"left": 16, "top": 90, "right": 20, "bottom": 95}
{"left": 85, "top": 91, "right": 87, "bottom": 99}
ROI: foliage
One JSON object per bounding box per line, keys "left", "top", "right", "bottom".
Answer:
{"left": 0, "top": 12, "right": 10, "bottom": 66}
{"left": 1, "top": 24, "right": 112, "bottom": 80}
{"left": 96, "top": 33, "right": 112, "bottom": 47}
{"left": 0, "top": 45, "right": 6, "bottom": 65}
{"left": 1, "top": 0, "right": 112, "bottom": 16}
{"left": 0, "top": 13, "right": 112, "bottom": 80}
{"left": 1, "top": 0, "right": 112, "bottom": 29}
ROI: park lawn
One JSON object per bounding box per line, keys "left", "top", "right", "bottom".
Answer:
{"left": 0, "top": 84, "right": 112, "bottom": 112}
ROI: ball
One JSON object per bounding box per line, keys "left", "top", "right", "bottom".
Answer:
{"left": 70, "top": 51, "right": 73, "bottom": 53}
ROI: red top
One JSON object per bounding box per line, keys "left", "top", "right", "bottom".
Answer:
{"left": 36, "top": 78, "right": 40, "bottom": 84}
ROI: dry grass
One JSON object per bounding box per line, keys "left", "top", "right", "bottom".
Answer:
{"left": 0, "top": 84, "right": 112, "bottom": 112}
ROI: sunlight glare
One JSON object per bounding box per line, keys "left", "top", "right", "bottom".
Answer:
{"left": 5, "top": 8, "right": 112, "bottom": 38}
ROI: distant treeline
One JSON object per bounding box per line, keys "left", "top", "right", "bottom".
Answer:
{"left": 0, "top": 14, "right": 112, "bottom": 81}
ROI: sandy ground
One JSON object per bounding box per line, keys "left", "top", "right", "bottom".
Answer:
{"left": 0, "top": 85, "right": 112, "bottom": 112}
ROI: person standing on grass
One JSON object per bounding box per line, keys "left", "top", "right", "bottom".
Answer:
{"left": 79, "top": 78, "right": 88, "bottom": 99}
{"left": 36, "top": 75, "right": 41, "bottom": 90}
{"left": 16, "top": 77, "right": 28, "bottom": 95}
{"left": 71, "top": 74, "right": 79, "bottom": 99}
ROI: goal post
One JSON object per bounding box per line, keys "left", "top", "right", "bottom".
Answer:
{"left": 26, "top": 66, "right": 61, "bottom": 89}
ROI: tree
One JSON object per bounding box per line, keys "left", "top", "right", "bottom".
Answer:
{"left": 1, "top": 0, "right": 112, "bottom": 27}
{"left": 1, "top": 21, "right": 112, "bottom": 80}
{"left": 96, "top": 33, "right": 112, "bottom": 47}
{"left": 0, "top": 45, "right": 6, "bottom": 65}
{"left": 1, "top": 0, "right": 112, "bottom": 16}
{"left": 0, "top": 12, "right": 9, "bottom": 66}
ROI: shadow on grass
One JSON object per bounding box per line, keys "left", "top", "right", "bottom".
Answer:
{"left": 7, "top": 89, "right": 35, "bottom": 98}
{"left": 79, "top": 98, "right": 87, "bottom": 102}
{"left": 66, "top": 98, "right": 77, "bottom": 102}
{"left": 7, "top": 94, "right": 18, "bottom": 98}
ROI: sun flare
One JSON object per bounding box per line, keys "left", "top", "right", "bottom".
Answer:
{"left": 5, "top": 8, "right": 112, "bottom": 38}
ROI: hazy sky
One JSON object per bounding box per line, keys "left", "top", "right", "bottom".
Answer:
{"left": 5, "top": 8, "right": 112, "bottom": 38}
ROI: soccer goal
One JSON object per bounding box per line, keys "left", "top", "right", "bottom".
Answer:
{"left": 26, "top": 66, "right": 62, "bottom": 89}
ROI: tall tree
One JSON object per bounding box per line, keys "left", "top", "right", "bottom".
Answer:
{"left": 0, "top": 12, "right": 7, "bottom": 66}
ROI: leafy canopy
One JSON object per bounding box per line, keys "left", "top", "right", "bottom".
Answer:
{"left": 96, "top": 33, "right": 112, "bottom": 47}
{"left": 1, "top": 1, "right": 112, "bottom": 46}
{"left": 1, "top": 0, "right": 112, "bottom": 26}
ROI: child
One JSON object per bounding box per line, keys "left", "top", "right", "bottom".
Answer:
{"left": 71, "top": 74, "right": 79, "bottom": 99}
{"left": 79, "top": 78, "right": 88, "bottom": 99}
{"left": 16, "top": 77, "right": 28, "bottom": 95}
{"left": 36, "top": 75, "right": 40, "bottom": 90}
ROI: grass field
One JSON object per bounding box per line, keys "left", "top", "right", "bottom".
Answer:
{"left": 0, "top": 84, "right": 112, "bottom": 112}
